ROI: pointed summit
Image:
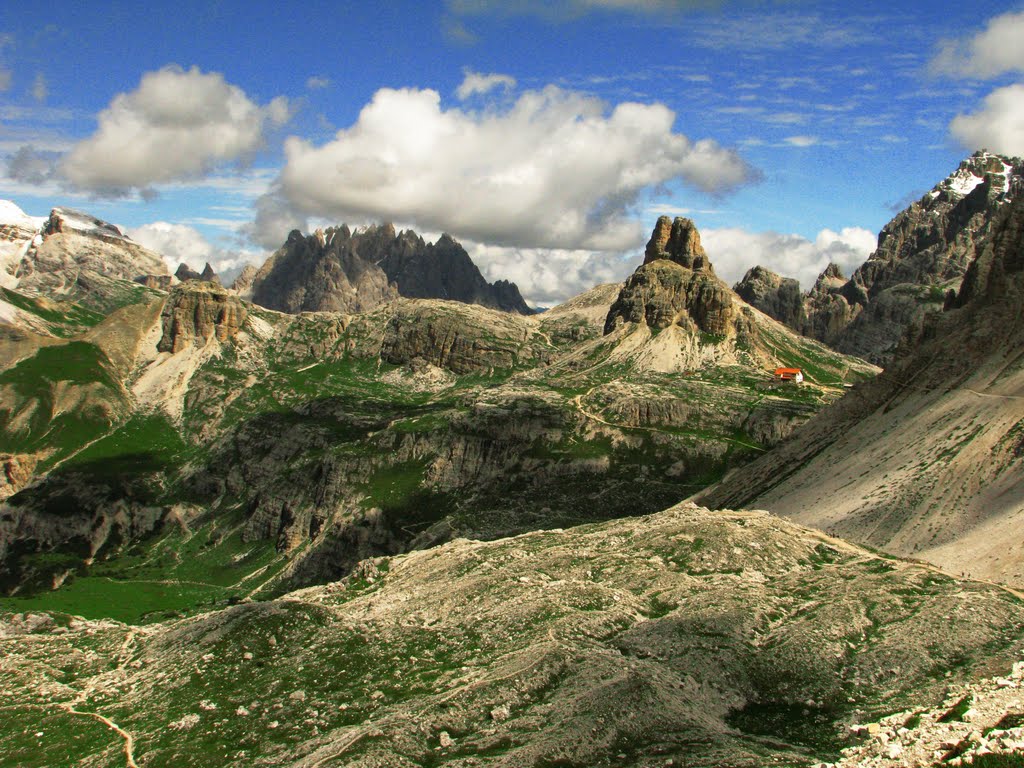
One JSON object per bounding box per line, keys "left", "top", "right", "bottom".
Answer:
{"left": 643, "top": 216, "right": 712, "bottom": 272}
{"left": 200, "top": 262, "right": 220, "bottom": 283}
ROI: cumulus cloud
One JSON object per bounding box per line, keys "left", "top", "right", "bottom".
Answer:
{"left": 306, "top": 75, "right": 330, "bottom": 90}
{"left": 244, "top": 185, "right": 310, "bottom": 249}
{"left": 61, "top": 65, "right": 291, "bottom": 194}
{"left": 127, "top": 221, "right": 262, "bottom": 275}
{"left": 6, "top": 145, "right": 60, "bottom": 184}
{"left": 455, "top": 69, "right": 516, "bottom": 100}
{"left": 701, "top": 225, "right": 876, "bottom": 289}
{"left": 949, "top": 83, "right": 1024, "bottom": 156}
{"left": 466, "top": 241, "right": 640, "bottom": 306}
{"left": 275, "top": 84, "right": 756, "bottom": 251}
{"left": 931, "top": 10, "right": 1024, "bottom": 78}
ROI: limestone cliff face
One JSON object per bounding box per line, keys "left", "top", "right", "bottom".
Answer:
{"left": 643, "top": 215, "right": 710, "bottom": 270}
{"left": 806, "top": 152, "right": 1023, "bottom": 364}
{"left": 250, "top": 224, "right": 531, "bottom": 315}
{"left": 605, "top": 217, "right": 744, "bottom": 339}
{"left": 12, "top": 208, "right": 168, "bottom": 299}
{"left": 733, "top": 266, "right": 805, "bottom": 330}
{"left": 698, "top": 193, "right": 1024, "bottom": 586}
{"left": 157, "top": 281, "right": 247, "bottom": 353}
{"left": 380, "top": 300, "right": 540, "bottom": 374}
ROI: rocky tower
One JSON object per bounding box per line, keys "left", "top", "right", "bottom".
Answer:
{"left": 249, "top": 224, "right": 532, "bottom": 315}
{"left": 157, "top": 281, "right": 247, "bottom": 353}
{"left": 732, "top": 266, "right": 805, "bottom": 330}
{"left": 604, "top": 216, "right": 744, "bottom": 337}
{"left": 643, "top": 215, "right": 711, "bottom": 270}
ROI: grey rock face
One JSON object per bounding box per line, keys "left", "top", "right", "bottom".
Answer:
{"left": 733, "top": 266, "right": 805, "bottom": 329}
{"left": 250, "top": 224, "right": 531, "bottom": 315}
{"left": 606, "top": 217, "right": 747, "bottom": 339}
{"left": 807, "top": 151, "right": 1023, "bottom": 364}
{"left": 379, "top": 231, "right": 532, "bottom": 314}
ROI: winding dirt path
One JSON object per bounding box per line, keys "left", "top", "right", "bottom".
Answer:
{"left": 59, "top": 703, "right": 140, "bottom": 768}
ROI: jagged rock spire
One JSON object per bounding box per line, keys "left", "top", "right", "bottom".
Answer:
{"left": 643, "top": 216, "right": 712, "bottom": 272}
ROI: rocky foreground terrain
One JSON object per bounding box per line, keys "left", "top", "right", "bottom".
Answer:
{"left": 4, "top": 502, "right": 1024, "bottom": 767}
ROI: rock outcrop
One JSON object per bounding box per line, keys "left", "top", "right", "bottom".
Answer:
{"left": 733, "top": 265, "right": 805, "bottom": 330}
{"left": 11, "top": 208, "right": 168, "bottom": 300}
{"left": 800, "top": 262, "right": 858, "bottom": 344}
{"left": 250, "top": 224, "right": 531, "bottom": 315}
{"left": 230, "top": 264, "right": 258, "bottom": 299}
{"left": 380, "top": 300, "right": 539, "bottom": 374}
{"left": 697, "top": 192, "right": 1024, "bottom": 586}
{"left": 605, "top": 216, "right": 748, "bottom": 340}
{"left": 0, "top": 454, "right": 37, "bottom": 500}
{"left": 157, "top": 281, "right": 248, "bottom": 353}
{"left": 643, "top": 215, "right": 710, "bottom": 270}
{"left": 804, "top": 151, "right": 1023, "bottom": 364}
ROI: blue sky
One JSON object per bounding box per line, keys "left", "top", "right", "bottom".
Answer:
{"left": 2, "top": 0, "right": 1023, "bottom": 304}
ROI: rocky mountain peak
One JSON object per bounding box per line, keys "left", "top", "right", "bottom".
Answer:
{"left": 199, "top": 262, "right": 219, "bottom": 283}
{"left": 933, "top": 150, "right": 1022, "bottom": 202}
{"left": 733, "top": 266, "right": 804, "bottom": 330}
{"left": 43, "top": 207, "right": 127, "bottom": 244}
{"left": 157, "top": 280, "right": 247, "bottom": 353}
{"left": 745, "top": 153, "right": 1024, "bottom": 365}
{"left": 818, "top": 262, "right": 846, "bottom": 283}
{"left": 250, "top": 223, "right": 531, "bottom": 315}
{"left": 5, "top": 204, "right": 167, "bottom": 301}
{"left": 174, "top": 262, "right": 220, "bottom": 284}
{"left": 643, "top": 215, "right": 712, "bottom": 272}
{"left": 605, "top": 217, "right": 746, "bottom": 344}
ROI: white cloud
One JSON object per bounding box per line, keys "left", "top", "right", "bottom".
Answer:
{"left": 306, "top": 76, "right": 330, "bottom": 90}
{"left": 783, "top": 135, "right": 818, "bottom": 147}
{"left": 702, "top": 225, "right": 876, "bottom": 289}
{"left": 275, "top": 84, "right": 755, "bottom": 251}
{"left": 61, "top": 65, "right": 290, "bottom": 194}
{"left": 949, "top": 83, "right": 1024, "bottom": 156}
{"left": 466, "top": 241, "right": 640, "bottom": 307}
{"left": 31, "top": 72, "right": 47, "bottom": 102}
{"left": 127, "top": 220, "right": 262, "bottom": 275}
{"left": 245, "top": 185, "right": 309, "bottom": 249}
{"left": 456, "top": 69, "right": 517, "bottom": 99}
{"left": 931, "top": 10, "right": 1024, "bottom": 79}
